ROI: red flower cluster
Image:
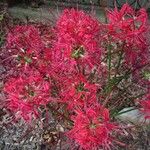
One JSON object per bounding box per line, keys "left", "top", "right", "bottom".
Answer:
{"left": 60, "top": 74, "right": 98, "bottom": 109}
{"left": 6, "top": 25, "right": 45, "bottom": 69}
{"left": 3, "top": 4, "right": 149, "bottom": 150}
{"left": 68, "top": 105, "right": 117, "bottom": 150}
{"left": 107, "top": 4, "right": 148, "bottom": 64}
{"left": 53, "top": 9, "right": 101, "bottom": 72}
{"left": 107, "top": 4, "right": 147, "bottom": 43}
{"left": 7, "top": 25, "right": 44, "bottom": 52}
{"left": 4, "top": 71, "right": 51, "bottom": 121}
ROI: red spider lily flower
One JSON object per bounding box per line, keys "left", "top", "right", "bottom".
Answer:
{"left": 107, "top": 4, "right": 147, "bottom": 42}
{"left": 68, "top": 105, "right": 117, "bottom": 150}
{"left": 60, "top": 74, "right": 99, "bottom": 109}
{"left": 4, "top": 71, "right": 51, "bottom": 122}
{"left": 140, "top": 94, "right": 150, "bottom": 120}
{"left": 6, "top": 25, "right": 45, "bottom": 69}
{"left": 107, "top": 4, "right": 133, "bottom": 22}
{"left": 7, "top": 25, "right": 44, "bottom": 53}
{"left": 7, "top": 97, "right": 39, "bottom": 122}
{"left": 54, "top": 9, "right": 101, "bottom": 71}
{"left": 107, "top": 4, "right": 148, "bottom": 64}
{"left": 56, "top": 9, "right": 100, "bottom": 45}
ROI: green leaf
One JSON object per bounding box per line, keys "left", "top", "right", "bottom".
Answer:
{"left": 104, "top": 76, "right": 123, "bottom": 94}
{"left": 112, "top": 107, "right": 136, "bottom": 117}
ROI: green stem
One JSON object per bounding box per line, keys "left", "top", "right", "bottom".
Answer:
{"left": 115, "top": 50, "right": 124, "bottom": 77}
{"left": 107, "top": 44, "right": 112, "bottom": 82}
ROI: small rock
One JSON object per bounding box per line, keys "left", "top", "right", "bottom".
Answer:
{"left": 116, "top": 107, "right": 150, "bottom": 125}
